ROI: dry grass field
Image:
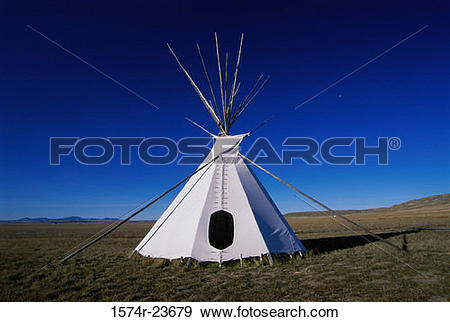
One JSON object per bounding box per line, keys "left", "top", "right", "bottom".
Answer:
{"left": 0, "top": 194, "right": 449, "bottom": 301}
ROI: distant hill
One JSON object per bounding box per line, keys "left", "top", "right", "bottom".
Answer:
{"left": 285, "top": 193, "right": 450, "bottom": 217}
{"left": 391, "top": 194, "right": 450, "bottom": 210}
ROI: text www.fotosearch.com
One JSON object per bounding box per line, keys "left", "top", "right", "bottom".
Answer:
{"left": 200, "top": 305, "right": 339, "bottom": 318}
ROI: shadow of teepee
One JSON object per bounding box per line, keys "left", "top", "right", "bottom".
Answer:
{"left": 301, "top": 230, "right": 419, "bottom": 254}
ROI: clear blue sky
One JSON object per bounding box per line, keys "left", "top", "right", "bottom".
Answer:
{"left": 0, "top": 0, "right": 449, "bottom": 220}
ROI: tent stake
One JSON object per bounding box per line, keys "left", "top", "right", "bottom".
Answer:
{"left": 128, "top": 249, "right": 136, "bottom": 259}
{"left": 186, "top": 257, "right": 193, "bottom": 269}
{"left": 267, "top": 253, "right": 274, "bottom": 265}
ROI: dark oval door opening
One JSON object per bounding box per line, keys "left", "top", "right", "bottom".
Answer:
{"left": 208, "top": 210, "right": 234, "bottom": 250}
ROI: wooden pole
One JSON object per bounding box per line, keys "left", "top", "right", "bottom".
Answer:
{"left": 185, "top": 117, "right": 215, "bottom": 137}
{"left": 239, "top": 153, "right": 404, "bottom": 253}
{"left": 227, "top": 83, "right": 241, "bottom": 129}
{"left": 229, "top": 74, "right": 264, "bottom": 126}
{"left": 232, "top": 76, "right": 270, "bottom": 124}
{"left": 60, "top": 156, "right": 219, "bottom": 263}
{"left": 228, "top": 33, "right": 244, "bottom": 119}
{"left": 167, "top": 43, "right": 224, "bottom": 132}
{"left": 214, "top": 33, "right": 226, "bottom": 133}
{"left": 60, "top": 141, "right": 244, "bottom": 264}
{"left": 223, "top": 52, "right": 229, "bottom": 132}
{"left": 247, "top": 115, "right": 274, "bottom": 135}
{"left": 196, "top": 43, "right": 221, "bottom": 124}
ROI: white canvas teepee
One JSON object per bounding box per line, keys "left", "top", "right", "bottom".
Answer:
{"left": 58, "top": 34, "right": 403, "bottom": 265}
{"left": 132, "top": 33, "right": 307, "bottom": 263}
{"left": 135, "top": 135, "right": 306, "bottom": 262}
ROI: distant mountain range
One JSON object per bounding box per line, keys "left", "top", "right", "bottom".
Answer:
{"left": 2, "top": 193, "right": 448, "bottom": 222}
{"left": 2, "top": 216, "right": 120, "bottom": 223}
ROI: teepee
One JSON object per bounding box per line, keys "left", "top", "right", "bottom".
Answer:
{"left": 135, "top": 134, "right": 306, "bottom": 263}
{"left": 135, "top": 34, "right": 306, "bottom": 263}
{"left": 59, "top": 33, "right": 402, "bottom": 265}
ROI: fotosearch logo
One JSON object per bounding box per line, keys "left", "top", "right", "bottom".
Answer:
{"left": 49, "top": 136, "right": 401, "bottom": 166}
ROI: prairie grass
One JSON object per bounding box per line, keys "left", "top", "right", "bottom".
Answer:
{"left": 0, "top": 195, "right": 449, "bottom": 301}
